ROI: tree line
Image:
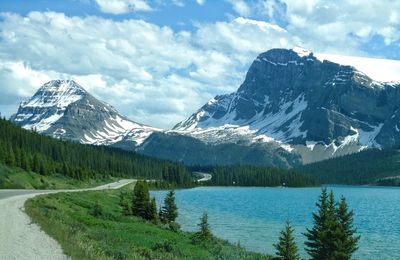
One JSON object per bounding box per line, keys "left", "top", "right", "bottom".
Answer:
{"left": 0, "top": 118, "right": 193, "bottom": 186}
{"left": 297, "top": 146, "right": 400, "bottom": 185}
{"left": 206, "top": 165, "right": 318, "bottom": 187}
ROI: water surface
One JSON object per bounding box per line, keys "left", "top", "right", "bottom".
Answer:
{"left": 152, "top": 186, "right": 400, "bottom": 259}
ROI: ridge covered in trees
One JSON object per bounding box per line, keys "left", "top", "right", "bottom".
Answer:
{"left": 0, "top": 118, "right": 192, "bottom": 186}
{"left": 205, "top": 165, "right": 318, "bottom": 187}
{"left": 296, "top": 146, "right": 400, "bottom": 185}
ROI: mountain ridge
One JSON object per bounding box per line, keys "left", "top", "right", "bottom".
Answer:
{"left": 10, "top": 48, "right": 400, "bottom": 167}
{"left": 171, "top": 48, "right": 400, "bottom": 163}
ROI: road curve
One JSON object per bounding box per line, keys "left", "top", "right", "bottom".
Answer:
{"left": 194, "top": 172, "right": 212, "bottom": 182}
{"left": 0, "top": 179, "right": 135, "bottom": 260}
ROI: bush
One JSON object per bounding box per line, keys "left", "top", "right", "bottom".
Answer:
{"left": 152, "top": 239, "right": 177, "bottom": 253}
{"left": 168, "top": 222, "right": 181, "bottom": 232}
{"left": 91, "top": 201, "right": 104, "bottom": 217}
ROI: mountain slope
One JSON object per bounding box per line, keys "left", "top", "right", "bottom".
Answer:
{"left": 172, "top": 48, "right": 400, "bottom": 163}
{"left": 137, "top": 131, "right": 301, "bottom": 168}
{"left": 296, "top": 146, "right": 400, "bottom": 185}
{"left": 11, "top": 80, "right": 157, "bottom": 146}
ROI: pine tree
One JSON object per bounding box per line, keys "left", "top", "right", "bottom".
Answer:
{"left": 274, "top": 221, "right": 300, "bottom": 260}
{"left": 333, "top": 197, "right": 360, "bottom": 259}
{"left": 5, "top": 143, "right": 15, "bottom": 166}
{"left": 20, "top": 150, "right": 29, "bottom": 171}
{"left": 304, "top": 188, "right": 338, "bottom": 259}
{"left": 32, "top": 154, "right": 40, "bottom": 173}
{"left": 305, "top": 189, "right": 360, "bottom": 260}
{"left": 132, "top": 181, "right": 151, "bottom": 220}
{"left": 119, "top": 191, "right": 132, "bottom": 216}
{"left": 192, "top": 212, "right": 212, "bottom": 244}
{"left": 161, "top": 190, "right": 178, "bottom": 223}
{"left": 149, "top": 197, "right": 160, "bottom": 224}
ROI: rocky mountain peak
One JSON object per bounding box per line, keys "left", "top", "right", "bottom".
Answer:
{"left": 12, "top": 79, "right": 157, "bottom": 147}
{"left": 174, "top": 48, "right": 400, "bottom": 163}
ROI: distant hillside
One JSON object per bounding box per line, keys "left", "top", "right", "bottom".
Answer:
{"left": 296, "top": 147, "right": 400, "bottom": 185}
{"left": 0, "top": 118, "right": 192, "bottom": 187}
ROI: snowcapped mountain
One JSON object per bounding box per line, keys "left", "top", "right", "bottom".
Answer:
{"left": 172, "top": 47, "right": 400, "bottom": 163}
{"left": 10, "top": 48, "right": 400, "bottom": 167}
{"left": 11, "top": 80, "right": 157, "bottom": 146}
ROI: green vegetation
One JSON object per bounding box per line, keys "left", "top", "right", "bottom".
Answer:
{"left": 132, "top": 180, "right": 152, "bottom": 220}
{"left": 304, "top": 188, "right": 359, "bottom": 259}
{"left": 274, "top": 221, "right": 300, "bottom": 260}
{"left": 160, "top": 190, "right": 178, "bottom": 224}
{"left": 297, "top": 146, "right": 400, "bottom": 185}
{"left": 192, "top": 212, "right": 212, "bottom": 244}
{"left": 0, "top": 163, "right": 112, "bottom": 189}
{"left": 25, "top": 185, "right": 269, "bottom": 260}
{"left": 0, "top": 118, "right": 193, "bottom": 187}
{"left": 206, "top": 165, "right": 318, "bottom": 187}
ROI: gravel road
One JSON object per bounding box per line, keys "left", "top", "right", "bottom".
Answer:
{"left": 0, "top": 179, "right": 135, "bottom": 260}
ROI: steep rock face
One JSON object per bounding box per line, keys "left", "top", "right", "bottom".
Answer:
{"left": 174, "top": 48, "right": 400, "bottom": 163}
{"left": 11, "top": 80, "right": 156, "bottom": 146}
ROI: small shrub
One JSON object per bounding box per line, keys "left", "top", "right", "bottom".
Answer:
{"left": 168, "top": 222, "right": 181, "bottom": 232}
{"left": 152, "top": 239, "right": 177, "bottom": 253}
{"left": 91, "top": 201, "right": 103, "bottom": 217}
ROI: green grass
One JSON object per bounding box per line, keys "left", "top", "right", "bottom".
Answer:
{"left": 25, "top": 185, "right": 270, "bottom": 259}
{"left": 0, "top": 164, "right": 114, "bottom": 189}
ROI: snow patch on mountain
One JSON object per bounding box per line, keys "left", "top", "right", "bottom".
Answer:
{"left": 315, "top": 53, "right": 400, "bottom": 83}
{"left": 81, "top": 115, "right": 157, "bottom": 146}
{"left": 12, "top": 79, "right": 158, "bottom": 148}
{"left": 12, "top": 80, "right": 85, "bottom": 131}
{"left": 175, "top": 93, "right": 308, "bottom": 149}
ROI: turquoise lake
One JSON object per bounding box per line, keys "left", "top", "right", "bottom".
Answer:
{"left": 152, "top": 186, "right": 400, "bottom": 259}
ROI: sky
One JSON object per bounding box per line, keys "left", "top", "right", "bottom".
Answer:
{"left": 0, "top": 0, "right": 400, "bottom": 128}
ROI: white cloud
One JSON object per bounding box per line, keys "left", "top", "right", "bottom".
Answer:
{"left": 2, "top": 12, "right": 287, "bottom": 128}
{"left": 196, "top": 0, "right": 205, "bottom": 5}
{"left": 1, "top": 2, "right": 400, "bottom": 128}
{"left": 225, "top": 0, "right": 400, "bottom": 55}
{"left": 95, "top": 0, "right": 152, "bottom": 14}
{"left": 283, "top": 0, "right": 400, "bottom": 48}
{"left": 227, "top": 0, "right": 251, "bottom": 17}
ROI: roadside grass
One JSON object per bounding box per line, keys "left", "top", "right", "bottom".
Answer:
{"left": 25, "top": 185, "right": 270, "bottom": 259}
{"left": 0, "top": 164, "right": 114, "bottom": 189}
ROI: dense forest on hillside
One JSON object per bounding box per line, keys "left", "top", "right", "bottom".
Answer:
{"left": 0, "top": 118, "right": 192, "bottom": 186}
{"left": 194, "top": 165, "right": 318, "bottom": 187}
{"left": 297, "top": 147, "right": 400, "bottom": 185}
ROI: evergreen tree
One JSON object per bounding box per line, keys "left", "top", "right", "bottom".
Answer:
{"left": 305, "top": 189, "right": 360, "bottom": 260}
{"left": 161, "top": 190, "right": 178, "bottom": 223}
{"left": 14, "top": 147, "right": 21, "bottom": 168}
{"left": 149, "top": 197, "right": 160, "bottom": 224}
{"left": 274, "top": 221, "right": 300, "bottom": 260}
{"left": 20, "top": 150, "right": 29, "bottom": 171}
{"left": 32, "top": 154, "right": 40, "bottom": 173}
{"left": 132, "top": 181, "right": 151, "bottom": 220}
{"left": 192, "top": 212, "right": 212, "bottom": 244}
{"left": 304, "top": 188, "right": 337, "bottom": 259}
{"left": 5, "top": 143, "right": 15, "bottom": 166}
{"left": 333, "top": 197, "right": 360, "bottom": 259}
{"left": 119, "top": 191, "right": 132, "bottom": 216}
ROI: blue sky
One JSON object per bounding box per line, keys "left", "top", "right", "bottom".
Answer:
{"left": 0, "top": 0, "right": 399, "bottom": 128}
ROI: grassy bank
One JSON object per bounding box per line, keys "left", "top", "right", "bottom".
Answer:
{"left": 0, "top": 164, "right": 114, "bottom": 189}
{"left": 25, "top": 184, "right": 269, "bottom": 259}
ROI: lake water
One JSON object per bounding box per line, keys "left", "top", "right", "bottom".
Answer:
{"left": 152, "top": 186, "right": 400, "bottom": 259}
